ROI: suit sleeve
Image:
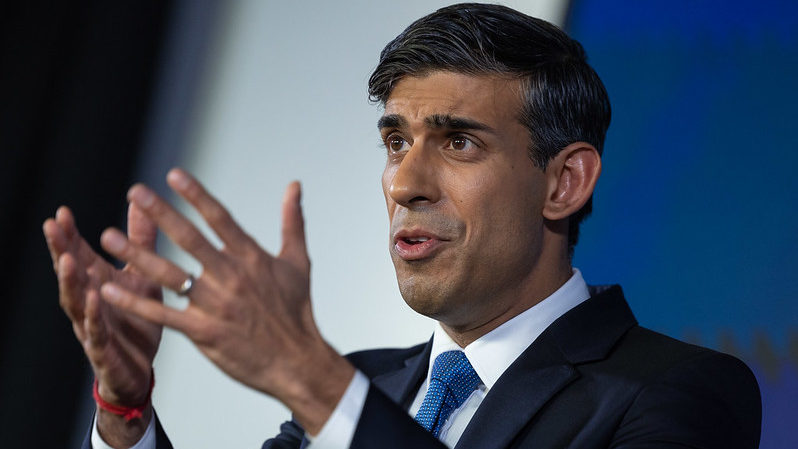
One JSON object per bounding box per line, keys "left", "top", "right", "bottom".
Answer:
{"left": 349, "top": 385, "right": 447, "bottom": 449}
{"left": 261, "top": 420, "right": 307, "bottom": 449}
{"left": 610, "top": 351, "right": 761, "bottom": 449}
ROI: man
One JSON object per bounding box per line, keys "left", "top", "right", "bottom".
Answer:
{"left": 44, "top": 3, "right": 761, "bottom": 448}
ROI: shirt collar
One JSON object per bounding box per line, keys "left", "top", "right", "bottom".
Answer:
{"left": 427, "top": 268, "right": 590, "bottom": 390}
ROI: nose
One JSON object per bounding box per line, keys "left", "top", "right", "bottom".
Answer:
{"left": 386, "top": 143, "right": 440, "bottom": 207}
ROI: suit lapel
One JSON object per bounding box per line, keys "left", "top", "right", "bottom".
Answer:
{"left": 455, "top": 285, "right": 637, "bottom": 449}
{"left": 455, "top": 334, "right": 577, "bottom": 449}
{"left": 371, "top": 338, "right": 432, "bottom": 408}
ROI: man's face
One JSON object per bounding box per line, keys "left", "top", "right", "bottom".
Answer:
{"left": 380, "top": 71, "right": 550, "bottom": 332}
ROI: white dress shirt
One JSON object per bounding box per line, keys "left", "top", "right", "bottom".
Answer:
{"left": 92, "top": 269, "right": 590, "bottom": 449}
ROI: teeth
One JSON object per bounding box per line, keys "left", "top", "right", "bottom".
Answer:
{"left": 408, "top": 237, "right": 429, "bottom": 243}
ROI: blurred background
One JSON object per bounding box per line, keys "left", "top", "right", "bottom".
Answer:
{"left": 2, "top": 0, "right": 795, "bottom": 447}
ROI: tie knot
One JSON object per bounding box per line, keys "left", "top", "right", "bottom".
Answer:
{"left": 430, "top": 350, "right": 481, "bottom": 406}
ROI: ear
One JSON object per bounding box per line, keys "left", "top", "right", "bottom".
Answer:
{"left": 542, "top": 142, "right": 601, "bottom": 221}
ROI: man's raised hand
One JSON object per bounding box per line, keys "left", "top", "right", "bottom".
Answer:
{"left": 96, "top": 168, "right": 354, "bottom": 435}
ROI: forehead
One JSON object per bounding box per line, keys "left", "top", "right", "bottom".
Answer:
{"left": 383, "top": 72, "right": 523, "bottom": 127}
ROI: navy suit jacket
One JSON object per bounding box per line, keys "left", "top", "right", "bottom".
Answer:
{"left": 84, "top": 285, "right": 761, "bottom": 448}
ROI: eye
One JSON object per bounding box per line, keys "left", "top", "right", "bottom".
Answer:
{"left": 384, "top": 134, "right": 409, "bottom": 153}
{"left": 445, "top": 135, "right": 477, "bottom": 152}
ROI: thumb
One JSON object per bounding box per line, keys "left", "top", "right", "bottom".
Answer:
{"left": 279, "top": 181, "right": 309, "bottom": 268}
{"left": 127, "top": 202, "right": 157, "bottom": 251}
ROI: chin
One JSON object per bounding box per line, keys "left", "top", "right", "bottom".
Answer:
{"left": 398, "top": 278, "right": 435, "bottom": 312}
{"left": 397, "top": 278, "right": 458, "bottom": 320}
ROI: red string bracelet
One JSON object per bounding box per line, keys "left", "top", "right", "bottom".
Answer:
{"left": 92, "top": 372, "right": 155, "bottom": 421}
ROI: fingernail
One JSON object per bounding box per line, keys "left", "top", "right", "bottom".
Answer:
{"left": 167, "top": 169, "right": 190, "bottom": 190}
{"left": 129, "top": 185, "right": 155, "bottom": 208}
{"left": 102, "top": 230, "right": 126, "bottom": 253}
{"left": 101, "top": 283, "right": 121, "bottom": 301}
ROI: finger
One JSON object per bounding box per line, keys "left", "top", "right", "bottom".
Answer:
{"left": 101, "top": 283, "right": 196, "bottom": 337}
{"left": 58, "top": 253, "right": 87, "bottom": 322}
{"left": 126, "top": 183, "right": 223, "bottom": 272}
{"left": 55, "top": 206, "right": 77, "bottom": 240}
{"left": 85, "top": 289, "right": 109, "bottom": 347}
{"left": 101, "top": 228, "right": 196, "bottom": 295}
{"left": 166, "top": 168, "right": 257, "bottom": 254}
{"left": 279, "top": 181, "right": 309, "bottom": 268}
{"left": 72, "top": 321, "right": 87, "bottom": 343}
{"left": 53, "top": 206, "right": 102, "bottom": 265}
{"left": 127, "top": 202, "right": 158, "bottom": 251}
{"left": 43, "top": 218, "right": 68, "bottom": 271}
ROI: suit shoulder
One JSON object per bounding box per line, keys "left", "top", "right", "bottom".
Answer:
{"left": 614, "top": 326, "right": 755, "bottom": 378}
{"left": 608, "top": 327, "right": 761, "bottom": 448}
{"left": 629, "top": 326, "right": 759, "bottom": 398}
{"left": 595, "top": 326, "right": 760, "bottom": 418}
{"left": 344, "top": 342, "right": 428, "bottom": 379}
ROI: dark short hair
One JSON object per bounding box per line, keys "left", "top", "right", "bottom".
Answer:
{"left": 368, "top": 3, "right": 611, "bottom": 253}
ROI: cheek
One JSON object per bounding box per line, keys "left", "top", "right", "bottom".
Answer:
{"left": 445, "top": 176, "right": 499, "bottom": 246}
{"left": 446, "top": 165, "right": 520, "bottom": 210}
{"left": 454, "top": 169, "right": 543, "bottom": 246}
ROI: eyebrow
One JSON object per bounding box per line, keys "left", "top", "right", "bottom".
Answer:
{"left": 377, "top": 113, "right": 496, "bottom": 134}
{"left": 425, "top": 114, "right": 495, "bottom": 133}
{"left": 377, "top": 114, "right": 408, "bottom": 130}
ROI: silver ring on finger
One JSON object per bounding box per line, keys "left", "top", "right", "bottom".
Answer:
{"left": 178, "top": 274, "right": 196, "bottom": 296}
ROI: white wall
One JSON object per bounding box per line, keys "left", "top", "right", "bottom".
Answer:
{"left": 151, "top": 2, "right": 568, "bottom": 447}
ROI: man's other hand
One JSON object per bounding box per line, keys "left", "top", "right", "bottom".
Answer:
{"left": 44, "top": 202, "right": 162, "bottom": 447}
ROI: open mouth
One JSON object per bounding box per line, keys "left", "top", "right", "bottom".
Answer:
{"left": 393, "top": 233, "right": 443, "bottom": 260}
{"left": 402, "top": 236, "right": 430, "bottom": 244}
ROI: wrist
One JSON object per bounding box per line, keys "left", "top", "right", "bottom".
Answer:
{"left": 93, "top": 371, "right": 155, "bottom": 447}
{"left": 94, "top": 371, "right": 154, "bottom": 421}
{"left": 96, "top": 403, "right": 153, "bottom": 448}
{"left": 278, "top": 344, "right": 356, "bottom": 435}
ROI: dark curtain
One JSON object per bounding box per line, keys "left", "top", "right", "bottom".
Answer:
{"left": 0, "top": 1, "right": 174, "bottom": 445}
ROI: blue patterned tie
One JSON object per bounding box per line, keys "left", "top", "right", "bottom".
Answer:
{"left": 414, "top": 350, "right": 482, "bottom": 438}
